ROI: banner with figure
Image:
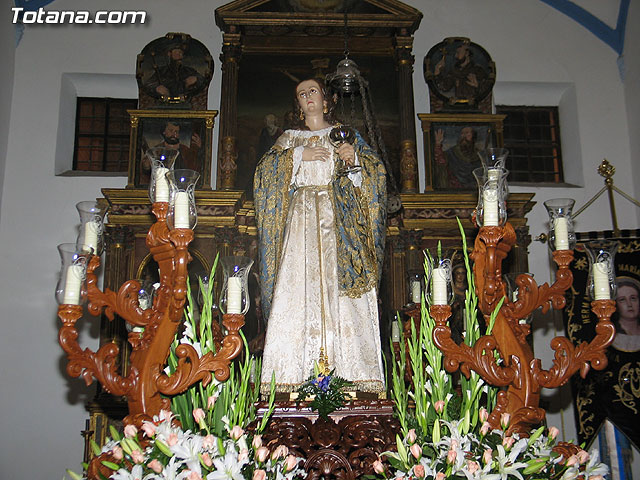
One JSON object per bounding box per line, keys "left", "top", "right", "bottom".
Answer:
{"left": 563, "top": 231, "right": 640, "bottom": 449}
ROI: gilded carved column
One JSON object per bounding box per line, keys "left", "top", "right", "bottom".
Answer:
{"left": 395, "top": 34, "right": 418, "bottom": 193}
{"left": 217, "top": 31, "right": 242, "bottom": 189}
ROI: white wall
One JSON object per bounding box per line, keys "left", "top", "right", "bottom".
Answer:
{"left": 0, "top": 4, "right": 16, "bottom": 222}
{"left": 0, "top": 1, "right": 637, "bottom": 478}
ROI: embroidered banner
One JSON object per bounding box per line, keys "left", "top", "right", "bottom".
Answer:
{"left": 563, "top": 231, "right": 640, "bottom": 449}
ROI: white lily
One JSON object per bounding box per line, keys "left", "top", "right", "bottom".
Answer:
{"left": 170, "top": 433, "right": 204, "bottom": 475}
{"left": 206, "top": 448, "right": 245, "bottom": 480}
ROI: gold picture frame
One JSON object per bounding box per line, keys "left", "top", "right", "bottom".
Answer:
{"left": 126, "top": 109, "right": 217, "bottom": 189}
{"left": 418, "top": 113, "right": 505, "bottom": 191}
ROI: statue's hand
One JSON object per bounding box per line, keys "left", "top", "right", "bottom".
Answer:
{"left": 302, "top": 146, "right": 330, "bottom": 162}
{"left": 337, "top": 143, "right": 356, "bottom": 167}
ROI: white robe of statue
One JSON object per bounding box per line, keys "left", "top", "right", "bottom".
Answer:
{"left": 259, "top": 127, "right": 384, "bottom": 395}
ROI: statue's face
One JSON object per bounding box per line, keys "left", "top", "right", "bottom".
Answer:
{"left": 296, "top": 79, "right": 325, "bottom": 116}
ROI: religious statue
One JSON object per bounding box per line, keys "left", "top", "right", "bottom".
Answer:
{"left": 253, "top": 78, "right": 387, "bottom": 395}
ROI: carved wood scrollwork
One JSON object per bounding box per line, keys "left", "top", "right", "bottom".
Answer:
{"left": 58, "top": 201, "right": 245, "bottom": 426}
{"left": 431, "top": 222, "right": 617, "bottom": 434}
{"left": 260, "top": 409, "right": 400, "bottom": 480}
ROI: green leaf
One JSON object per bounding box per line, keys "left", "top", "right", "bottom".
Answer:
{"left": 108, "top": 425, "right": 121, "bottom": 442}
{"left": 65, "top": 469, "right": 84, "bottom": 480}
{"left": 90, "top": 439, "right": 102, "bottom": 457}
{"left": 395, "top": 433, "right": 409, "bottom": 466}
{"left": 155, "top": 439, "right": 174, "bottom": 457}
{"left": 101, "top": 461, "right": 121, "bottom": 471}
{"left": 432, "top": 418, "right": 441, "bottom": 443}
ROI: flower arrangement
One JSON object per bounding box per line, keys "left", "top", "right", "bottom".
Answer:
{"left": 295, "top": 365, "right": 354, "bottom": 419}
{"left": 371, "top": 221, "right": 609, "bottom": 480}
{"left": 66, "top": 257, "right": 307, "bottom": 480}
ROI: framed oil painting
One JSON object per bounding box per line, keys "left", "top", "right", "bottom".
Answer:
{"left": 126, "top": 109, "right": 217, "bottom": 189}
{"left": 418, "top": 113, "right": 505, "bottom": 191}
{"left": 423, "top": 37, "right": 496, "bottom": 112}
{"left": 230, "top": 53, "right": 400, "bottom": 196}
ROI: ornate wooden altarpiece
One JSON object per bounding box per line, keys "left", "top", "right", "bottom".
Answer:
{"left": 80, "top": 1, "right": 537, "bottom": 475}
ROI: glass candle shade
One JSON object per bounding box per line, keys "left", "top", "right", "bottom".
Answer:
{"left": 75, "top": 201, "right": 106, "bottom": 256}
{"left": 219, "top": 256, "right": 254, "bottom": 315}
{"left": 56, "top": 243, "right": 91, "bottom": 305}
{"left": 425, "top": 255, "right": 453, "bottom": 306}
{"left": 585, "top": 241, "right": 618, "bottom": 301}
{"left": 479, "top": 147, "right": 509, "bottom": 170}
{"left": 138, "top": 287, "right": 153, "bottom": 310}
{"left": 166, "top": 169, "right": 200, "bottom": 230}
{"left": 544, "top": 198, "right": 576, "bottom": 251}
{"left": 473, "top": 167, "right": 509, "bottom": 227}
{"left": 408, "top": 272, "right": 423, "bottom": 304}
{"left": 146, "top": 147, "right": 179, "bottom": 203}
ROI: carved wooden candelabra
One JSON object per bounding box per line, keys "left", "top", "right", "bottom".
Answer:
{"left": 58, "top": 202, "right": 245, "bottom": 427}
{"left": 431, "top": 222, "right": 616, "bottom": 435}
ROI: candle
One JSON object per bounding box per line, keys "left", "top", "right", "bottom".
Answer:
{"left": 154, "top": 167, "right": 169, "bottom": 202}
{"left": 483, "top": 187, "right": 499, "bottom": 226}
{"left": 487, "top": 168, "right": 499, "bottom": 184}
{"left": 432, "top": 267, "right": 448, "bottom": 305}
{"left": 227, "top": 277, "right": 242, "bottom": 314}
{"left": 174, "top": 191, "right": 190, "bottom": 229}
{"left": 82, "top": 220, "right": 100, "bottom": 254}
{"left": 391, "top": 320, "right": 400, "bottom": 342}
{"left": 410, "top": 279, "right": 421, "bottom": 304}
{"left": 553, "top": 217, "right": 569, "bottom": 250}
{"left": 593, "top": 261, "right": 610, "bottom": 300}
{"left": 63, "top": 264, "right": 84, "bottom": 305}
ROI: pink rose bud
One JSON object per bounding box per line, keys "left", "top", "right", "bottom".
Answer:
{"left": 124, "top": 424, "right": 138, "bottom": 438}
{"left": 159, "top": 409, "right": 172, "bottom": 421}
{"left": 434, "top": 400, "right": 445, "bottom": 414}
{"left": 500, "top": 413, "right": 510, "bottom": 429}
{"left": 372, "top": 459, "right": 384, "bottom": 474}
{"left": 407, "top": 429, "right": 417, "bottom": 443}
{"left": 577, "top": 449, "right": 589, "bottom": 464}
{"left": 253, "top": 469, "right": 267, "bottom": 480}
{"left": 548, "top": 426, "right": 559, "bottom": 440}
{"left": 483, "top": 448, "right": 492, "bottom": 465}
{"left": 479, "top": 407, "right": 489, "bottom": 423}
{"left": 148, "top": 459, "right": 163, "bottom": 474}
{"left": 203, "top": 434, "right": 215, "bottom": 450}
{"left": 414, "top": 464, "right": 425, "bottom": 478}
{"left": 230, "top": 425, "right": 245, "bottom": 440}
{"left": 272, "top": 445, "right": 289, "bottom": 460}
{"left": 202, "top": 452, "right": 213, "bottom": 467}
{"left": 112, "top": 446, "right": 123, "bottom": 461}
{"left": 207, "top": 395, "right": 217, "bottom": 409}
{"left": 141, "top": 422, "right": 156, "bottom": 437}
{"left": 450, "top": 439, "right": 458, "bottom": 450}
{"left": 590, "top": 476, "right": 604, "bottom": 480}
{"left": 167, "top": 433, "right": 179, "bottom": 446}
{"left": 480, "top": 422, "right": 491, "bottom": 435}
{"left": 193, "top": 408, "right": 205, "bottom": 423}
{"left": 410, "top": 443, "right": 422, "bottom": 459}
{"left": 435, "top": 473, "right": 446, "bottom": 480}
{"left": 566, "top": 455, "right": 578, "bottom": 467}
{"left": 188, "top": 471, "right": 202, "bottom": 480}
{"left": 284, "top": 455, "right": 297, "bottom": 472}
{"left": 466, "top": 460, "right": 480, "bottom": 473}
{"left": 447, "top": 449, "right": 457, "bottom": 464}
{"left": 238, "top": 449, "right": 249, "bottom": 463}
{"left": 502, "top": 436, "right": 515, "bottom": 449}
{"left": 131, "top": 449, "right": 144, "bottom": 464}
{"left": 256, "top": 446, "right": 270, "bottom": 463}
{"left": 252, "top": 434, "right": 263, "bottom": 449}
